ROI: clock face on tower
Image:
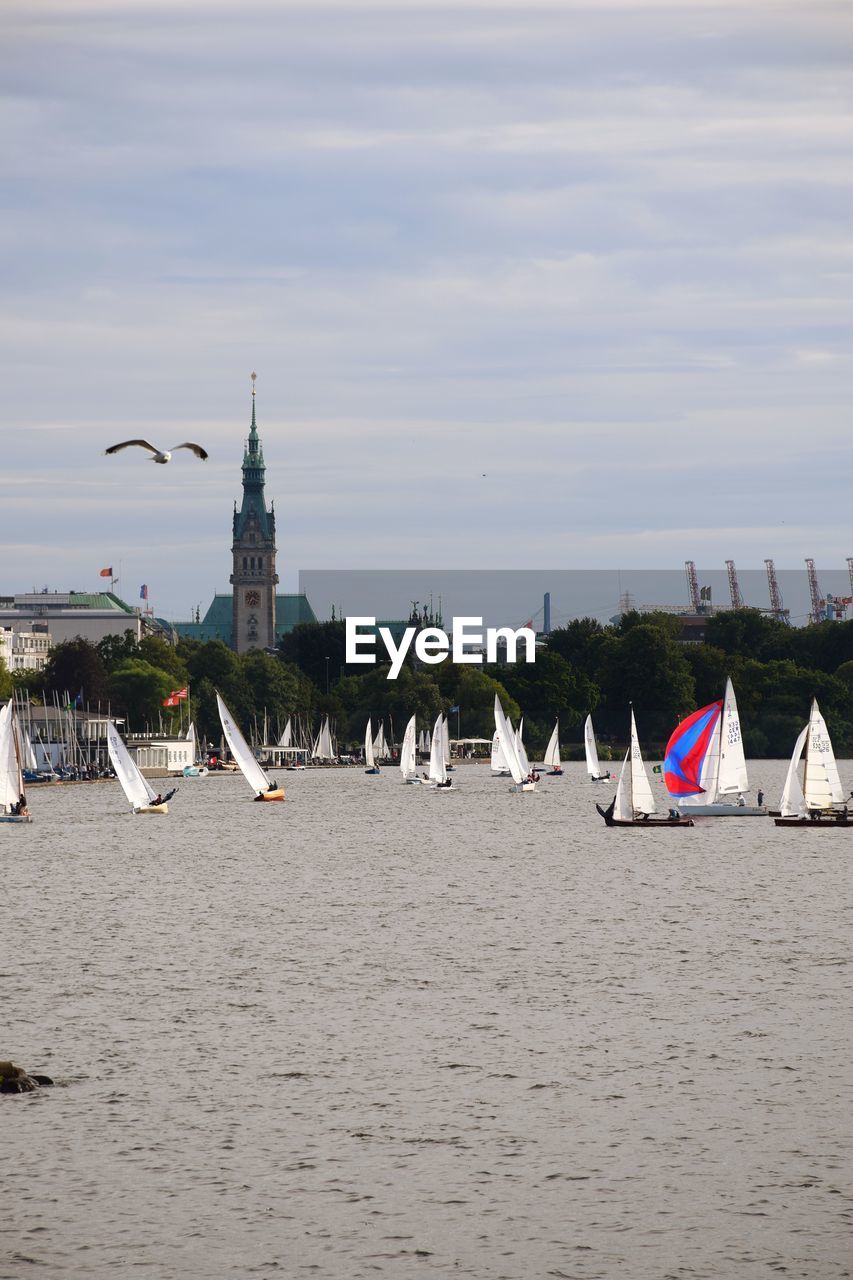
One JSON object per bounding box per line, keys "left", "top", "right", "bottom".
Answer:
{"left": 245, "top": 589, "right": 261, "bottom": 607}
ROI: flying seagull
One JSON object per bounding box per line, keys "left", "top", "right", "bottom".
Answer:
{"left": 105, "top": 439, "right": 208, "bottom": 464}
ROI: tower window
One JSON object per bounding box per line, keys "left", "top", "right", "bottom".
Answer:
{"left": 243, "top": 556, "right": 247, "bottom": 571}
{"left": 250, "top": 556, "right": 255, "bottom": 570}
{"left": 258, "top": 557, "right": 263, "bottom": 569}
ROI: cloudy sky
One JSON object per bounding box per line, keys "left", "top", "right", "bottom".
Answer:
{"left": 2, "top": 0, "right": 852, "bottom": 621}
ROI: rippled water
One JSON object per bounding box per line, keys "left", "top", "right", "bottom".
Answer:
{"left": 3, "top": 761, "right": 852, "bottom": 1279}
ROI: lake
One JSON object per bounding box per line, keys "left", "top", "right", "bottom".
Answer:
{"left": 3, "top": 761, "right": 851, "bottom": 1279}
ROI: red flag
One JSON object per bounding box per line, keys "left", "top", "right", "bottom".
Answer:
{"left": 162, "top": 695, "right": 178, "bottom": 707}
{"left": 99, "top": 567, "right": 113, "bottom": 578}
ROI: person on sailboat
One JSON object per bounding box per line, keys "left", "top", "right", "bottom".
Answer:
{"left": 757, "top": 789, "right": 764, "bottom": 807}
{"left": 268, "top": 779, "right": 278, "bottom": 791}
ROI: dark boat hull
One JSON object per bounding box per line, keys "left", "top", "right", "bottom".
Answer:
{"left": 596, "top": 803, "right": 694, "bottom": 828}
{"left": 774, "top": 815, "right": 851, "bottom": 828}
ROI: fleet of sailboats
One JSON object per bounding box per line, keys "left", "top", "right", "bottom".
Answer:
{"left": 5, "top": 685, "right": 848, "bottom": 829}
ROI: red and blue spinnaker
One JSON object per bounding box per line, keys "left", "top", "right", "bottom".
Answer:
{"left": 664, "top": 701, "right": 722, "bottom": 796}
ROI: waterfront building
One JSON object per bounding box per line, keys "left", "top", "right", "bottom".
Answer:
{"left": 0, "top": 625, "right": 51, "bottom": 672}
{"left": 0, "top": 591, "right": 167, "bottom": 650}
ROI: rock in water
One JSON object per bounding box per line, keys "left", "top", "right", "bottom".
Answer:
{"left": 0, "top": 1061, "right": 54, "bottom": 1093}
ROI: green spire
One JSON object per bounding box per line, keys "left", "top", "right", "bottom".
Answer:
{"left": 234, "top": 372, "right": 272, "bottom": 542}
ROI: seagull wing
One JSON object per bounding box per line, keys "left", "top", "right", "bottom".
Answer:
{"left": 170, "top": 442, "right": 209, "bottom": 460}
{"left": 105, "top": 439, "right": 160, "bottom": 456}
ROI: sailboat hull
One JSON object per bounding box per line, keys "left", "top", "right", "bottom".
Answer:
{"left": 678, "top": 803, "right": 766, "bottom": 817}
{"left": 254, "top": 789, "right": 285, "bottom": 802}
{"left": 0, "top": 813, "right": 32, "bottom": 823}
{"left": 774, "top": 813, "right": 851, "bottom": 827}
{"left": 364, "top": 766, "right": 380, "bottom": 775}
{"left": 546, "top": 768, "right": 563, "bottom": 776}
{"left": 597, "top": 803, "right": 694, "bottom": 827}
{"left": 134, "top": 803, "right": 169, "bottom": 815}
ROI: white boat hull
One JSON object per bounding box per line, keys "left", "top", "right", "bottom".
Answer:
{"left": 678, "top": 803, "right": 766, "bottom": 817}
{"left": 0, "top": 813, "right": 32, "bottom": 823}
{"left": 134, "top": 803, "right": 169, "bottom": 815}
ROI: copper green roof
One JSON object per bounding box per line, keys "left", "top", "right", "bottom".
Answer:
{"left": 233, "top": 392, "right": 273, "bottom": 542}
{"left": 173, "top": 593, "right": 317, "bottom": 646}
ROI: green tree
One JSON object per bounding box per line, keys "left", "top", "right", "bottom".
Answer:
{"left": 597, "top": 623, "right": 695, "bottom": 742}
{"left": 546, "top": 618, "right": 608, "bottom": 679}
{"left": 97, "top": 630, "right": 140, "bottom": 671}
{"left": 704, "top": 609, "right": 793, "bottom": 663}
{"left": 278, "top": 621, "right": 348, "bottom": 690}
{"left": 0, "top": 657, "right": 12, "bottom": 701}
{"left": 108, "top": 659, "right": 174, "bottom": 731}
{"left": 484, "top": 651, "right": 598, "bottom": 749}
{"left": 43, "top": 638, "right": 109, "bottom": 706}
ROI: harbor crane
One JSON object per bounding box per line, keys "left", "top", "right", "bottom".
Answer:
{"left": 685, "top": 561, "right": 701, "bottom": 613}
{"left": 764, "top": 559, "right": 790, "bottom": 624}
{"left": 725, "top": 560, "right": 744, "bottom": 610}
{"left": 805, "top": 558, "right": 824, "bottom": 624}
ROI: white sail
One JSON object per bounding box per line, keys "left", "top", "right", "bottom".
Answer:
{"left": 803, "top": 698, "right": 844, "bottom": 809}
{"left": 418, "top": 729, "right": 426, "bottom": 754}
{"left": 312, "top": 716, "right": 335, "bottom": 761}
{"left": 278, "top": 718, "right": 292, "bottom": 747}
{"left": 584, "top": 715, "right": 601, "bottom": 778}
{"left": 19, "top": 722, "right": 38, "bottom": 772}
{"left": 629, "top": 709, "right": 656, "bottom": 815}
{"left": 216, "top": 692, "right": 271, "bottom": 795}
{"left": 425, "top": 729, "right": 431, "bottom": 752}
{"left": 186, "top": 722, "right": 197, "bottom": 762}
{"left": 0, "top": 702, "right": 22, "bottom": 812}
{"left": 106, "top": 718, "right": 158, "bottom": 811}
{"left": 780, "top": 725, "right": 808, "bottom": 817}
{"left": 613, "top": 750, "right": 632, "bottom": 821}
{"left": 494, "top": 696, "right": 525, "bottom": 786}
{"left": 491, "top": 729, "right": 510, "bottom": 775}
{"left": 717, "top": 678, "right": 749, "bottom": 795}
{"left": 515, "top": 718, "right": 531, "bottom": 774}
{"left": 364, "top": 718, "right": 375, "bottom": 768}
{"left": 428, "top": 713, "right": 446, "bottom": 784}
{"left": 399, "top": 715, "right": 417, "bottom": 778}
{"left": 442, "top": 716, "right": 451, "bottom": 767}
{"left": 544, "top": 720, "right": 560, "bottom": 770}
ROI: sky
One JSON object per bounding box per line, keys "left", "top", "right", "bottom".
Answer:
{"left": 2, "top": 0, "right": 852, "bottom": 622}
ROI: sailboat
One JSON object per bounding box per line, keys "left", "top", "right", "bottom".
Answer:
{"left": 106, "top": 719, "right": 171, "bottom": 815}
{"left": 584, "top": 715, "right": 611, "bottom": 781}
{"left": 494, "top": 696, "right": 536, "bottom": 792}
{"left": 182, "top": 722, "right": 209, "bottom": 777}
{"left": 442, "top": 716, "right": 454, "bottom": 772}
{"left": 428, "top": 713, "right": 453, "bottom": 789}
{"left": 0, "top": 700, "right": 32, "bottom": 822}
{"left": 774, "top": 699, "right": 851, "bottom": 827}
{"left": 399, "top": 715, "right": 425, "bottom": 783}
{"left": 373, "top": 722, "right": 392, "bottom": 762}
{"left": 514, "top": 718, "right": 537, "bottom": 782}
{"left": 364, "top": 718, "right": 380, "bottom": 774}
{"left": 490, "top": 729, "right": 511, "bottom": 776}
{"left": 543, "top": 720, "right": 562, "bottom": 776}
{"left": 311, "top": 716, "right": 336, "bottom": 763}
{"left": 597, "top": 709, "right": 693, "bottom": 827}
{"left": 216, "top": 693, "right": 284, "bottom": 801}
{"left": 664, "top": 679, "right": 764, "bottom": 816}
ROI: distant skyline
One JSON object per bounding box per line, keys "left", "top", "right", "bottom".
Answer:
{"left": 3, "top": 0, "right": 852, "bottom": 620}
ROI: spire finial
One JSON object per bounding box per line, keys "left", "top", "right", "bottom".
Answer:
{"left": 249, "top": 371, "right": 257, "bottom": 431}
{"left": 251, "top": 370, "right": 257, "bottom": 395}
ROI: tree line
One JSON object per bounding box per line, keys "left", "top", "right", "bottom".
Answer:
{"left": 3, "top": 608, "right": 852, "bottom": 757}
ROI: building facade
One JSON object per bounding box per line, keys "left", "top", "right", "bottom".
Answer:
{"left": 173, "top": 381, "right": 316, "bottom": 650}
{"left": 230, "top": 382, "right": 279, "bottom": 652}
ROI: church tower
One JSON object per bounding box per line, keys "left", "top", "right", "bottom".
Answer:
{"left": 230, "top": 374, "right": 279, "bottom": 652}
